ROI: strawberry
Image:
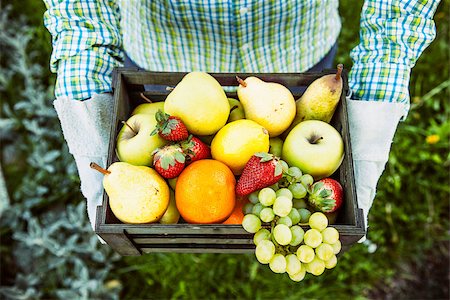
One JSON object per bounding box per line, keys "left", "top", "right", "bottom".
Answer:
{"left": 307, "top": 178, "right": 343, "bottom": 213}
{"left": 153, "top": 144, "right": 186, "bottom": 179}
{"left": 180, "top": 135, "right": 211, "bottom": 164}
{"left": 236, "top": 152, "right": 283, "bottom": 197}
{"left": 151, "top": 110, "right": 189, "bottom": 141}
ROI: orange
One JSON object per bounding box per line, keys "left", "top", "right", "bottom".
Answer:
{"left": 175, "top": 159, "right": 236, "bottom": 224}
{"left": 222, "top": 196, "right": 249, "bottom": 225}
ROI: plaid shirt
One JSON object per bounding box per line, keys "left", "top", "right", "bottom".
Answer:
{"left": 44, "top": 0, "right": 439, "bottom": 114}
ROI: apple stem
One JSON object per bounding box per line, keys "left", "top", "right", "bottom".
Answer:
{"left": 230, "top": 105, "right": 238, "bottom": 113}
{"left": 166, "top": 86, "right": 174, "bottom": 91}
{"left": 236, "top": 76, "right": 247, "bottom": 87}
{"left": 311, "top": 136, "right": 323, "bottom": 144}
{"left": 90, "top": 162, "right": 111, "bottom": 175}
{"left": 140, "top": 92, "right": 153, "bottom": 103}
{"left": 121, "top": 121, "right": 137, "bottom": 135}
{"left": 335, "top": 64, "right": 343, "bottom": 81}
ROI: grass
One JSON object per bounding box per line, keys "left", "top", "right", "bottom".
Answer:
{"left": 1, "top": 1, "right": 449, "bottom": 299}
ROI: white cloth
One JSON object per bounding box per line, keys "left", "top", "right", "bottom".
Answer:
{"left": 53, "top": 93, "right": 114, "bottom": 239}
{"left": 347, "top": 99, "right": 405, "bottom": 241}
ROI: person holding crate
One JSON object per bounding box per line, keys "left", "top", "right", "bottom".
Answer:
{"left": 43, "top": 0, "right": 440, "bottom": 241}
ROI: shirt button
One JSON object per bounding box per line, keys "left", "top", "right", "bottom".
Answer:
{"left": 242, "top": 43, "right": 250, "bottom": 51}
{"left": 239, "top": 7, "right": 249, "bottom": 15}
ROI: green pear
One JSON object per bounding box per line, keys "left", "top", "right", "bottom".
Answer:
{"left": 294, "top": 64, "right": 343, "bottom": 125}
{"left": 269, "top": 137, "right": 283, "bottom": 157}
{"left": 90, "top": 162, "right": 170, "bottom": 224}
{"left": 116, "top": 114, "right": 167, "bottom": 166}
{"left": 227, "top": 98, "right": 245, "bottom": 122}
{"left": 159, "top": 189, "right": 180, "bottom": 224}
{"left": 164, "top": 72, "right": 230, "bottom": 135}
{"left": 237, "top": 76, "right": 296, "bottom": 137}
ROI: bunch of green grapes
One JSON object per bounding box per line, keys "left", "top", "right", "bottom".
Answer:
{"left": 241, "top": 167, "right": 341, "bottom": 282}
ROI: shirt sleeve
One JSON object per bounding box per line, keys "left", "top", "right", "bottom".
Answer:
{"left": 349, "top": 0, "right": 440, "bottom": 116}
{"left": 43, "top": 0, "right": 123, "bottom": 100}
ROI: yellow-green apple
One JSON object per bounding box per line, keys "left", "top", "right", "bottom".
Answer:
{"left": 281, "top": 120, "right": 343, "bottom": 179}
{"left": 116, "top": 114, "right": 168, "bottom": 166}
{"left": 131, "top": 101, "right": 165, "bottom": 116}
{"left": 227, "top": 98, "right": 245, "bottom": 122}
{"left": 269, "top": 137, "right": 283, "bottom": 157}
{"left": 159, "top": 190, "right": 180, "bottom": 224}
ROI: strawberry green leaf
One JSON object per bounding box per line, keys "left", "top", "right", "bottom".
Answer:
{"left": 150, "top": 127, "right": 159, "bottom": 136}
{"left": 160, "top": 155, "right": 174, "bottom": 170}
{"left": 174, "top": 151, "right": 186, "bottom": 163}
{"left": 313, "top": 182, "right": 324, "bottom": 194}
{"left": 255, "top": 152, "right": 273, "bottom": 162}
{"left": 319, "top": 189, "right": 332, "bottom": 198}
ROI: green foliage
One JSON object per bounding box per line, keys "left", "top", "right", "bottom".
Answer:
{"left": 1, "top": 1, "right": 448, "bottom": 299}
{"left": 0, "top": 6, "right": 121, "bottom": 300}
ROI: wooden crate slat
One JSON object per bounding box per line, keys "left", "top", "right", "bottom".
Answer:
{"left": 141, "top": 248, "right": 254, "bottom": 254}
{"left": 133, "top": 238, "right": 253, "bottom": 244}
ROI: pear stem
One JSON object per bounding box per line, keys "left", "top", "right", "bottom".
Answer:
{"left": 90, "top": 162, "right": 111, "bottom": 175}
{"left": 121, "top": 121, "right": 137, "bottom": 134}
{"left": 236, "top": 76, "right": 247, "bottom": 87}
{"left": 140, "top": 92, "right": 153, "bottom": 103}
{"left": 335, "top": 64, "right": 343, "bottom": 81}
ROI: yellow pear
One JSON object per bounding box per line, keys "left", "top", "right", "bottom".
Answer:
{"left": 237, "top": 76, "right": 296, "bottom": 137}
{"left": 294, "top": 64, "right": 343, "bottom": 125}
{"left": 90, "top": 162, "right": 170, "bottom": 224}
{"left": 164, "top": 72, "right": 230, "bottom": 135}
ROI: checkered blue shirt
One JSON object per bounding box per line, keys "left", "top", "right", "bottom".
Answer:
{"left": 43, "top": 0, "right": 439, "bottom": 114}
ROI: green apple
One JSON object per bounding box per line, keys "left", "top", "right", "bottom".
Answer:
{"left": 159, "top": 190, "right": 180, "bottom": 224}
{"left": 116, "top": 114, "right": 168, "bottom": 166}
{"left": 131, "top": 101, "right": 165, "bottom": 116}
{"left": 281, "top": 120, "right": 343, "bottom": 180}
{"left": 269, "top": 137, "right": 283, "bottom": 157}
{"left": 167, "top": 177, "right": 178, "bottom": 190}
{"left": 197, "top": 134, "right": 215, "bottom": 146}
{"left": 227, "top": 98, "right": 245, "bottom": 122}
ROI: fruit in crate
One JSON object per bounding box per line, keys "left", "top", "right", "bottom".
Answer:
{"left": 236, "top": 152, "right": 283, "bottom": 196}
{"left": 269, "top": 137, "right": 283, "bottom": 157}
{"left": 90, "top": 162, "right": 170, "bottom": 224}
{"left": 211, "top": 119, "right": 270, "bottom": 175}
{"left": 116, "top": 114, "right": 168, "bottom": 166}
{"left": 227, "top": 98, "right": 245, "bottom": 122}
{"left": 236, "top": 76, "right": 296, "bottom": 137}
{"left": 159, "top": 189, "right": 180, "bottom": 224}
{"left": 152, "top": 110, "right": 189, "bottom": 142}
{"left": 282, "top": 120, "right": 343, "bottom": 180}
{"left": 308, "top": 178, "right": 344, "bottom": 213}
{"left": 292, "top": 64, "right": 343, "bottom": 125}
{"left": 240, "top": 182, "right": 342, "bottom": 281}
{"left": 222, "top": 195, "right": 249, "bottom": 224}
{"left": 180, "top": 135, "right": 211, "bottom": 164}
{"left": 153, "top": 144, "right": 186, "bottom": 179}
{"left": 131, "top": 100, "right": 165, "bottom": 116}
{"left": 175, "top": 159, "right": 236, "bottom": 224}
{"left": 164, "top": 72, "right": 230, "bottom": 135}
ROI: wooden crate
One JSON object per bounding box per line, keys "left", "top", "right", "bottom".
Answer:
{"left": 95, "top": 68, "right": 365, "bottom": 255}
